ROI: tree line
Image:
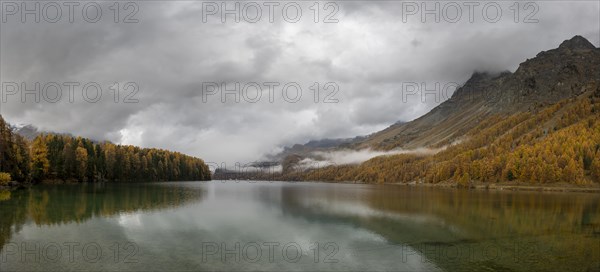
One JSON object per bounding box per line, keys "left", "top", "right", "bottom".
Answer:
{"left": 0, "top": 115, "right": 211, "bottom": 184}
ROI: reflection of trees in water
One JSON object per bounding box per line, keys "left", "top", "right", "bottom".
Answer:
{"left": 0, "top": 189, "right": 28, "bottom": 254}
{"left": 0, "top": 183, "right": 205, "bottom": 252}
{"left": 364, "top": 187, "right": 600, "bottom": 271}
{"left": 0, "top": 190, "right": 10, "bottom": 201}
{"left": 276, "top": 185, "right": 600, "bottom": 271}
{"left": 364, "top": 187, "right": 600, "bottom": 236}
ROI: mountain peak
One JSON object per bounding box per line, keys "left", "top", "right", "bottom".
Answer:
{"left": 558, "top": 35, "right": 596, "bottom": 50}
{"left": 450, "top": 70, "right": 510, "bottom": 99}
{"left": 465, "top": 71, "right": 509, "bottom": 84}
{"left": 462, "top": 71, "right": 493, "bottom": 86}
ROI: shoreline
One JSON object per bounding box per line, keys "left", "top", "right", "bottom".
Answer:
{"left": 396, "top": 182, "right": 600, "bottom": 193}
{"left": 285, "top": 179, "right": 600, "bottom": 193}
{"left": 3, "top": 179, "right": 600, "bottom": 194}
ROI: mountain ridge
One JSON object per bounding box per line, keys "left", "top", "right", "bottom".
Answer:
{"left": 357, "top": 35, "right": 600, "bottom": 150}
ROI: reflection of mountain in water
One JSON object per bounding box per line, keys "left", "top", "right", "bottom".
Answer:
{"left": 273, "top": 184, "right": 600, "bottom": 272}
{"left": 0, "top": 183, "right": 205, "bottom": 251}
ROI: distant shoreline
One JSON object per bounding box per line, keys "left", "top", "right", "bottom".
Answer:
{"left": 245, "top": 179, "right": 600, "bottom": 193}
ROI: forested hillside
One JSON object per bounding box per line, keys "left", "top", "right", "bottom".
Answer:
{"left": 234, "top": 36, "right": 600, "bottom": 185}
{"left": 301, "top": 91, "right": 600, "bottom": 185}
{"left": 0, "top": 115, "right": 211, "bottom": 184}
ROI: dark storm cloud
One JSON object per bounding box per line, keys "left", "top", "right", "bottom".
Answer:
{"left": 0, "top": 1, "right": 598, "bottom": 165}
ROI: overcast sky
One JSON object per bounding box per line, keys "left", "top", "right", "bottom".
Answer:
{"left": 1, "top": 1, "right": 599, "bottom": 165}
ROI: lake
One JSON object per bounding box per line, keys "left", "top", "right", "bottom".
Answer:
{"left": 1, "top": 181, "right": 599, "bottom": 271}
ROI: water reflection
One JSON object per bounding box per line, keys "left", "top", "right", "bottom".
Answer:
{"left": 1, "top": 182, "right": 599, "bottom": 271}
{"left": 275, "top": 183, "right": 600, "bottom": 271}
{"left": 0, "top": 183, "right": 206, "bottom": 251}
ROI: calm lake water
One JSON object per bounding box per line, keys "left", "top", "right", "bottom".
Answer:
{"left": 0, "top": 181, "right": 599, "bottom": 271}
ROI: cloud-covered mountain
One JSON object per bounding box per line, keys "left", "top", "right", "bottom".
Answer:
{"left": 239, "top": 36, "right": 600, "bottom": 180}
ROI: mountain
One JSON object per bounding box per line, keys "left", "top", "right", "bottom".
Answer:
{"left": 243, "top": 35, "right": 600, "bottom": 185}
{"left": 9, "top": 123, "right": 77, "bottom": 142}
{"left": 265, "top": 36, "right": 599, "bottom": 164}
{"left": 10, "top": 124, "right": 40, "bottom": 140}
{"left": 354, "top": 35, "right": 600, "bottom": 150}
{"left": 265, "top": 136, "right": 367, "bottom": 161}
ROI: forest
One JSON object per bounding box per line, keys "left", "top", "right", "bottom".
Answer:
{"left": 0, "top": 115, "right": 211, "bottom": 185}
